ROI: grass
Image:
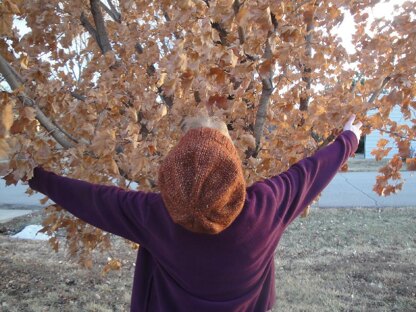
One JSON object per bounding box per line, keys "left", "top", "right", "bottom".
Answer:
{"left": 0, "top": 208, "right": 415, "bottom": 311}
{"left": 273, "top": 208, "right": 416, "bottom": 311}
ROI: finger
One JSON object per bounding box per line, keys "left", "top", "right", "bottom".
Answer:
{"left": 355, "top": 121, "right": 363, "bottom": 129}
{"left": 346, "top": 114, "right": 356, "bottom": 126}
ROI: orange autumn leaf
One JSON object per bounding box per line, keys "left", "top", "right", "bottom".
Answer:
{"left": 406, "top": 158, "right": 416, "bottom": 171}
{"left": 102, "top": 259, "right": 122, "bottom": 275}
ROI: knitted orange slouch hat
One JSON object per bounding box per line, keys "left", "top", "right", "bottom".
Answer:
{"left": 158, "top": 127, "right": 246, "bottom": 234}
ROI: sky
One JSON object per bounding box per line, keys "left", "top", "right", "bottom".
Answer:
{"left": 336, "top": 0, "right": 412, "bottom": 54}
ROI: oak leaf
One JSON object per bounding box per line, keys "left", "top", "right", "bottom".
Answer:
{"left": 406, "top": 158, "right": 416, "bottom": 171}
{"left": 0, "top": 103, "right": 13, "bottom": 137}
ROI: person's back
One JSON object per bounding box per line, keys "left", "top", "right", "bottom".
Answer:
{"left": 134, "top": 188, "right": 277, "bottom": 311}
{"left": 29, "top": 115, "right": 362, "bottom": 311}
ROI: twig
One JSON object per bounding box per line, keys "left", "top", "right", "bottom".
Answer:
{"left": 294, "top": 0, "right": 313, "bottom": 12}
{"left": 100, "top": 0, "right": 121, "bottom": 23}
{"left": 365, "top": 126, "right": 416, "bottom": 142}
{"left": 368, "top": 76, "right": 391, "bottom": 104}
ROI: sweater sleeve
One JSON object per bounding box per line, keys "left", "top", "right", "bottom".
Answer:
{"left": 29, "top": 167, "right": 157, "bottom": 244}
{"left": 248, "top": 130, "right": 358, "bottom": 229}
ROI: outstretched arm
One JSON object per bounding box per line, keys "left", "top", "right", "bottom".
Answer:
{"left": 249, "top": 115, "right": 362, "bottom": 229}
{"left": 29, "top": 167, "right": 158, "bottom": 244}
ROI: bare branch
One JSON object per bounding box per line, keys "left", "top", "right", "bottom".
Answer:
{"left": 233, "top": 0, "right": 249, "bottom": 44}
{"left": 162, "top": 11, "right": 182, "bottom": 40}
{"left": 90, "top": 0, "right": 112, "bottom": 53}
{"left": 270, "top": 12, "right": 278, "bottom": 32}
{"left": 233, "top": 0, "right": 242, "bottom": 13}
{"left": 253, "top": 29, "right": 278, "bottom": 156}
{"left": 349, "top": 73, "right": 363, "bottom": 93}
{"left": 211, "top": 22, "right": 229, "bottom": 46}
{"left": 52, "top": 120, "right": 81, "bottom": 144}
{"left": 147, "top": 64, "right": 156, "bottom": 76}
{"left": 100, "top": 0, "right": 121, "bottom": 23}
{"left": 300, "top": 4, "right": 317, "bottom": 218}
{"left": 134, "top": 43, "right": 172, "bottom": 108}
{"left": 70, "top": 91, "right": 87, "bottom": 101}
{"left": 295, "top": 0, "right": 314, "bottom": 12}
{"left": 9, "top": 64, "right": 24, "bottom": 85}
{"left": 157, "top": 87, "right": 174, "bottom": 108}
{"left": 364, "top": 125, "right": 416, "bottom": 142}
{"left": 23, "top": 96, "right": 75, "bottom": 149}
{"left": 299, "top": 10, "right": 315, "bottom": 112}
{"left": 194, "top": 91, "right": 201, "bottom": 103}
{"left": 0, "top": 54, "right": 21, "bottom": 90}
{"left": 237, "top": 26, "right": 245, "bottom": 44}
{"left": 253, "top": 78, "right": 274, "bottom": 155}
{"left": 368, "top": 76, "right": 391, "bottom": 104}
{"left": 135, "top": 43, "right": 144, "bottom": 54}
{"left": 81, "top": 1, "right": 112, "bottom": 54}
{"left": 317, "top": 132, "right": 336, "bottom": 149}
{"left": 80, "top": 12, "right": 99, "bottom": 43}
{"left": 163, "top": 10, "right": 171, "bottom": 22}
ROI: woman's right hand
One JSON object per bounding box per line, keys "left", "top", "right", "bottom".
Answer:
{"left": 343, "top": 114, "right": 362, "bottom": 142}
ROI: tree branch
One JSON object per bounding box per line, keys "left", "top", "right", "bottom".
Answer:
{"left": 233, "top": 0, "right": 246, "bottom": 44}
{"left": 368, "top": 76, "right": 391, "bottom": 104}
{"left": 211, "top": 22, "right": 229, "bottom": 46}
{"left": 298, "top": 4, "right": 317, "bottom": 218}
{"left": 47, "top": 114, "right": 81, "bottom": 144}
{"left": 9, "top": 64, "right": 24, "bottom": 85}
{"left": 253, "top": 40, "right": 275, "bottom": 155}
{"left": 70, "top": 91, "right": 86, "bottom": 101}
{"left": 295, "top": 0, "right": 314, "bottom": 12}
{"left": 253, "top": 78, "right": 274, "bottom": 156}
{"left": 100, "top": 0, "right": 121, "bottom": 23}
{"left": 0, "top": 54, "right": 76, "bottom": 149}
{"left": 252, "top": 14, "right": 279, "bottom": 156}
{"left": 299, "top": 7, "right": 315, "bottom": 112}
{"left": 0, "top": 54, "right": 21, "bottom": 90}
{"left": 81, "top": 1, "right": 112, "bottom": 54}
{"left": 134, "top": 43, "right": 172, "bottom": 108}
{"left": 349, "top": 73, "right": 363, "bottom": 93}
{"left": 365, "top": 126, "right": 416, "bottom": 142}
{"left": 90, "top": 0, "right": 112, "bottom": 53}
{"left": 23, "top": 96, "right": 75, "bottom": 149}
{"left": 157, "top": 87, "right": 174, "bottom": 108}
{"left": 80, "top": 12, "right": 99, "bottom": 44}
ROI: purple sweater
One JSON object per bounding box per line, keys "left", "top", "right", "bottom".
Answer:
{"left": 29, "top": 130, "right": 358, "bottom": 311}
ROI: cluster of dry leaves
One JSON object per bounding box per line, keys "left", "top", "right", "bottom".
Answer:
{"left": 0, "top": 0, "right": 415, "bottom": 267}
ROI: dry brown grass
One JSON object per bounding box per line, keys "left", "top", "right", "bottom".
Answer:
{"left": 1, "top": 208, "right": 415, "bottom": 311}
{"left": 273, "top": 208, "right": 416, "bottom": 312}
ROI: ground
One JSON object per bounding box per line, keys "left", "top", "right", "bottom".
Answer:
{"left": 1, "top": 208, "right": 415, "bottom": 312}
